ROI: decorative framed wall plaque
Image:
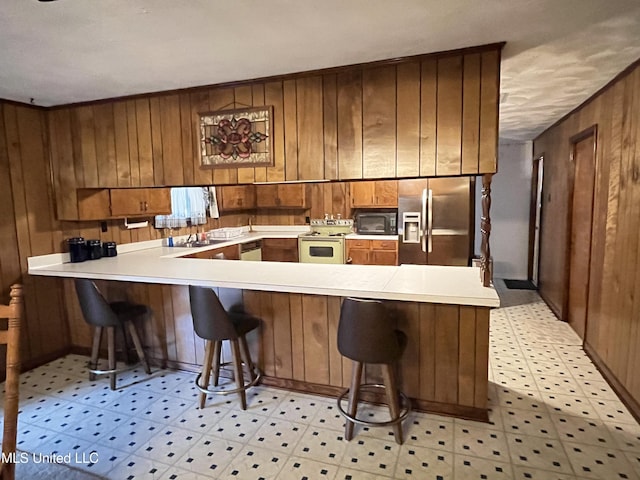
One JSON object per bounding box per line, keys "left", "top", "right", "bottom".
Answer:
{"left": 199, "top": 106, "right": 274, "bottom": 168}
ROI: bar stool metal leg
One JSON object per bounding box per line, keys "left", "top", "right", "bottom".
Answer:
{"left": 345, "top": 361, "right": 363, "bottom": 441}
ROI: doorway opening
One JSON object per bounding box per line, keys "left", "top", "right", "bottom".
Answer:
{"left": 565, "top": 126, "right": 597, "bottom": 340}
{"left": 528, "top": 155, "right": 544, "bottom": 287}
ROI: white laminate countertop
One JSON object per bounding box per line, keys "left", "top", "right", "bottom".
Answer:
{"left": 345, "top": 234, "right": 398, "bottom": 241}
{"left": 28, "top": 229, "right": 499, "bottom": 307}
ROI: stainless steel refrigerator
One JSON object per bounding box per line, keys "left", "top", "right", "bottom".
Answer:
{"left": 398, "top": 177, "right": 473, "bottom": 266}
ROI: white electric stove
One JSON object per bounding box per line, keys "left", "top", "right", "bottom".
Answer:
{"left": 298, "top": 218, "right": 353, "bottom": 264}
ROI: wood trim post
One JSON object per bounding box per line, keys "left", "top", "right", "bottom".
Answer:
{"left": 480, "top": 174, "right": 493, "bottom": 286}
{"left": 2, "top": 284, "right": 23, "bottom": 479}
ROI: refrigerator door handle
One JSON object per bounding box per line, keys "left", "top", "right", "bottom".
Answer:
{"left": 427, "top": 189, "right": 433, "bottom": 253}
{"left": 421, "top": 188, "right": 428, "bottom": 253}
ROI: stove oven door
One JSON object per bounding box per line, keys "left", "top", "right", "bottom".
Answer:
{"left": 298, "top": 237, "right": 345, "bottom": 264}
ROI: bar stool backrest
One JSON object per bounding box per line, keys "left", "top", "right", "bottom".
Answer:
{"left": 337, "top": 297, "right": 403, "bottom": 364}
{"left": 189, "top": 285, "right": 239, "bottom": 341}
{"left": 75, "top": 279, "right": 120, "bottom": 328}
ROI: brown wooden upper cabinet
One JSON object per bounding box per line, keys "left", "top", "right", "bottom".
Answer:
{"left": 218, "top": 185, "right": 256, "bottom": 211}
{"left": 350, "top": 180, "right": 398, "bottom": 208}
{"left": 255, "top": 183, "right": 309, "bottom": 209}
{"left": 77, "top": 187, "right": 171, "bottom": 219}
{"left": 110, "top": 188, "right": 172, "bottom": 217}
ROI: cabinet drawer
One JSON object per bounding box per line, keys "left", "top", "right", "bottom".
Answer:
{"left": 347, "top": 239, "right": 370, "bottom": 249}
{"left": 371, "top": 240, "right": 397, "bottom": 251}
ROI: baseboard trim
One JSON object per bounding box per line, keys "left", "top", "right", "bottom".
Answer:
{"left": 260, "top": 376, "right": 489, "bottom": 422}
{"left": 539, "top": 289, "right": 563, "bottom": 320}
{"left": 584, "top": 342, "right": 640, "bottom": 423}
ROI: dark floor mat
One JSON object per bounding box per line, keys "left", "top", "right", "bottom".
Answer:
{"left": 503, "top": 279, "right": 537, "bottom": 290}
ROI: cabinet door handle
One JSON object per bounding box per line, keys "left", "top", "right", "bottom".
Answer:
{"left": 139, "top": 201, "right": 144, "bottom": 211}
{"left": 144, "top": 201, "right": 149, "bottom": 211}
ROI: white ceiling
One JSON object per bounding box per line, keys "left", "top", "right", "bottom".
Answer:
{"left": 2, "top": 0, "right": 640, "bottom": 141}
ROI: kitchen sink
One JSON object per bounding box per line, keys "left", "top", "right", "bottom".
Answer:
{"left": 173, "top": 239, "right": 228, "bottom": 248}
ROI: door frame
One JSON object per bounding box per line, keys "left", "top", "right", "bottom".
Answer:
{"left": 528, "top": 154, "right": 544, "bottom": 285}
{"left": 563, "top": 125, "right": 598, "bottom": 325}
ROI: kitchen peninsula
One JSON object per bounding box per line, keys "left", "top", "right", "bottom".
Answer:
{"left": 29, "top": 230, "right": 499, "bottom": 421}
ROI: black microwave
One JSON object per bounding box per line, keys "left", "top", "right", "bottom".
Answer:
{"left": 354, "top": 210, "right": 397, "bottom": 235}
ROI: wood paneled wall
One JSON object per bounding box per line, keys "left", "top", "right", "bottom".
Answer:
{"left": 49, "top": 44, "right": 501, "bottom": 220}
{"left": 533, "top": 59, "right": 640, "bottom": 413}
{"left": 0, "top": 103, "right": 69, "bottom": 372}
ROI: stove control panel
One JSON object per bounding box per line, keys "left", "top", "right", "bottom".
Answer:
{"left": 310, "top": 218, "right": 353, "bottom": 227}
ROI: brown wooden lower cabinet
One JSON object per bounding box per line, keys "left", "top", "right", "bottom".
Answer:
{"left": 65, "top": 281, "right": 490, "bottom": 421}
{"left": 346, "top": 238, "right": 398, "bottom": 265}
{"left": 261, "top": 238, "right": 299, "bottom": 262}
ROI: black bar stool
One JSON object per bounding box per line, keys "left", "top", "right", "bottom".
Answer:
{"left": 75, "top": 279, "right": 151, "bottom": 390}
{"left": 336, "top": 297, "right": 411, "bottom": 444}
{"left": 189, "top": 285, "right": 262, "bottom": 410}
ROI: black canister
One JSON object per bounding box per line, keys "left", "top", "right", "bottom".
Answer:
{"left": 67, "top": 237, "right": 87, "bottom": 263}
{"left": 102, "top": 241, "right": 118, "bottom": 257}
{"left": 87, "top": 239, "right": 102, "bottom": 260}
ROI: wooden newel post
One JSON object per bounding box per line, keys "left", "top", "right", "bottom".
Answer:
{"left": 480, "top": 174, "right": 493, "bottom": 287}
{"left": 2, "top": 284, "right": 23, "bottom": 480}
